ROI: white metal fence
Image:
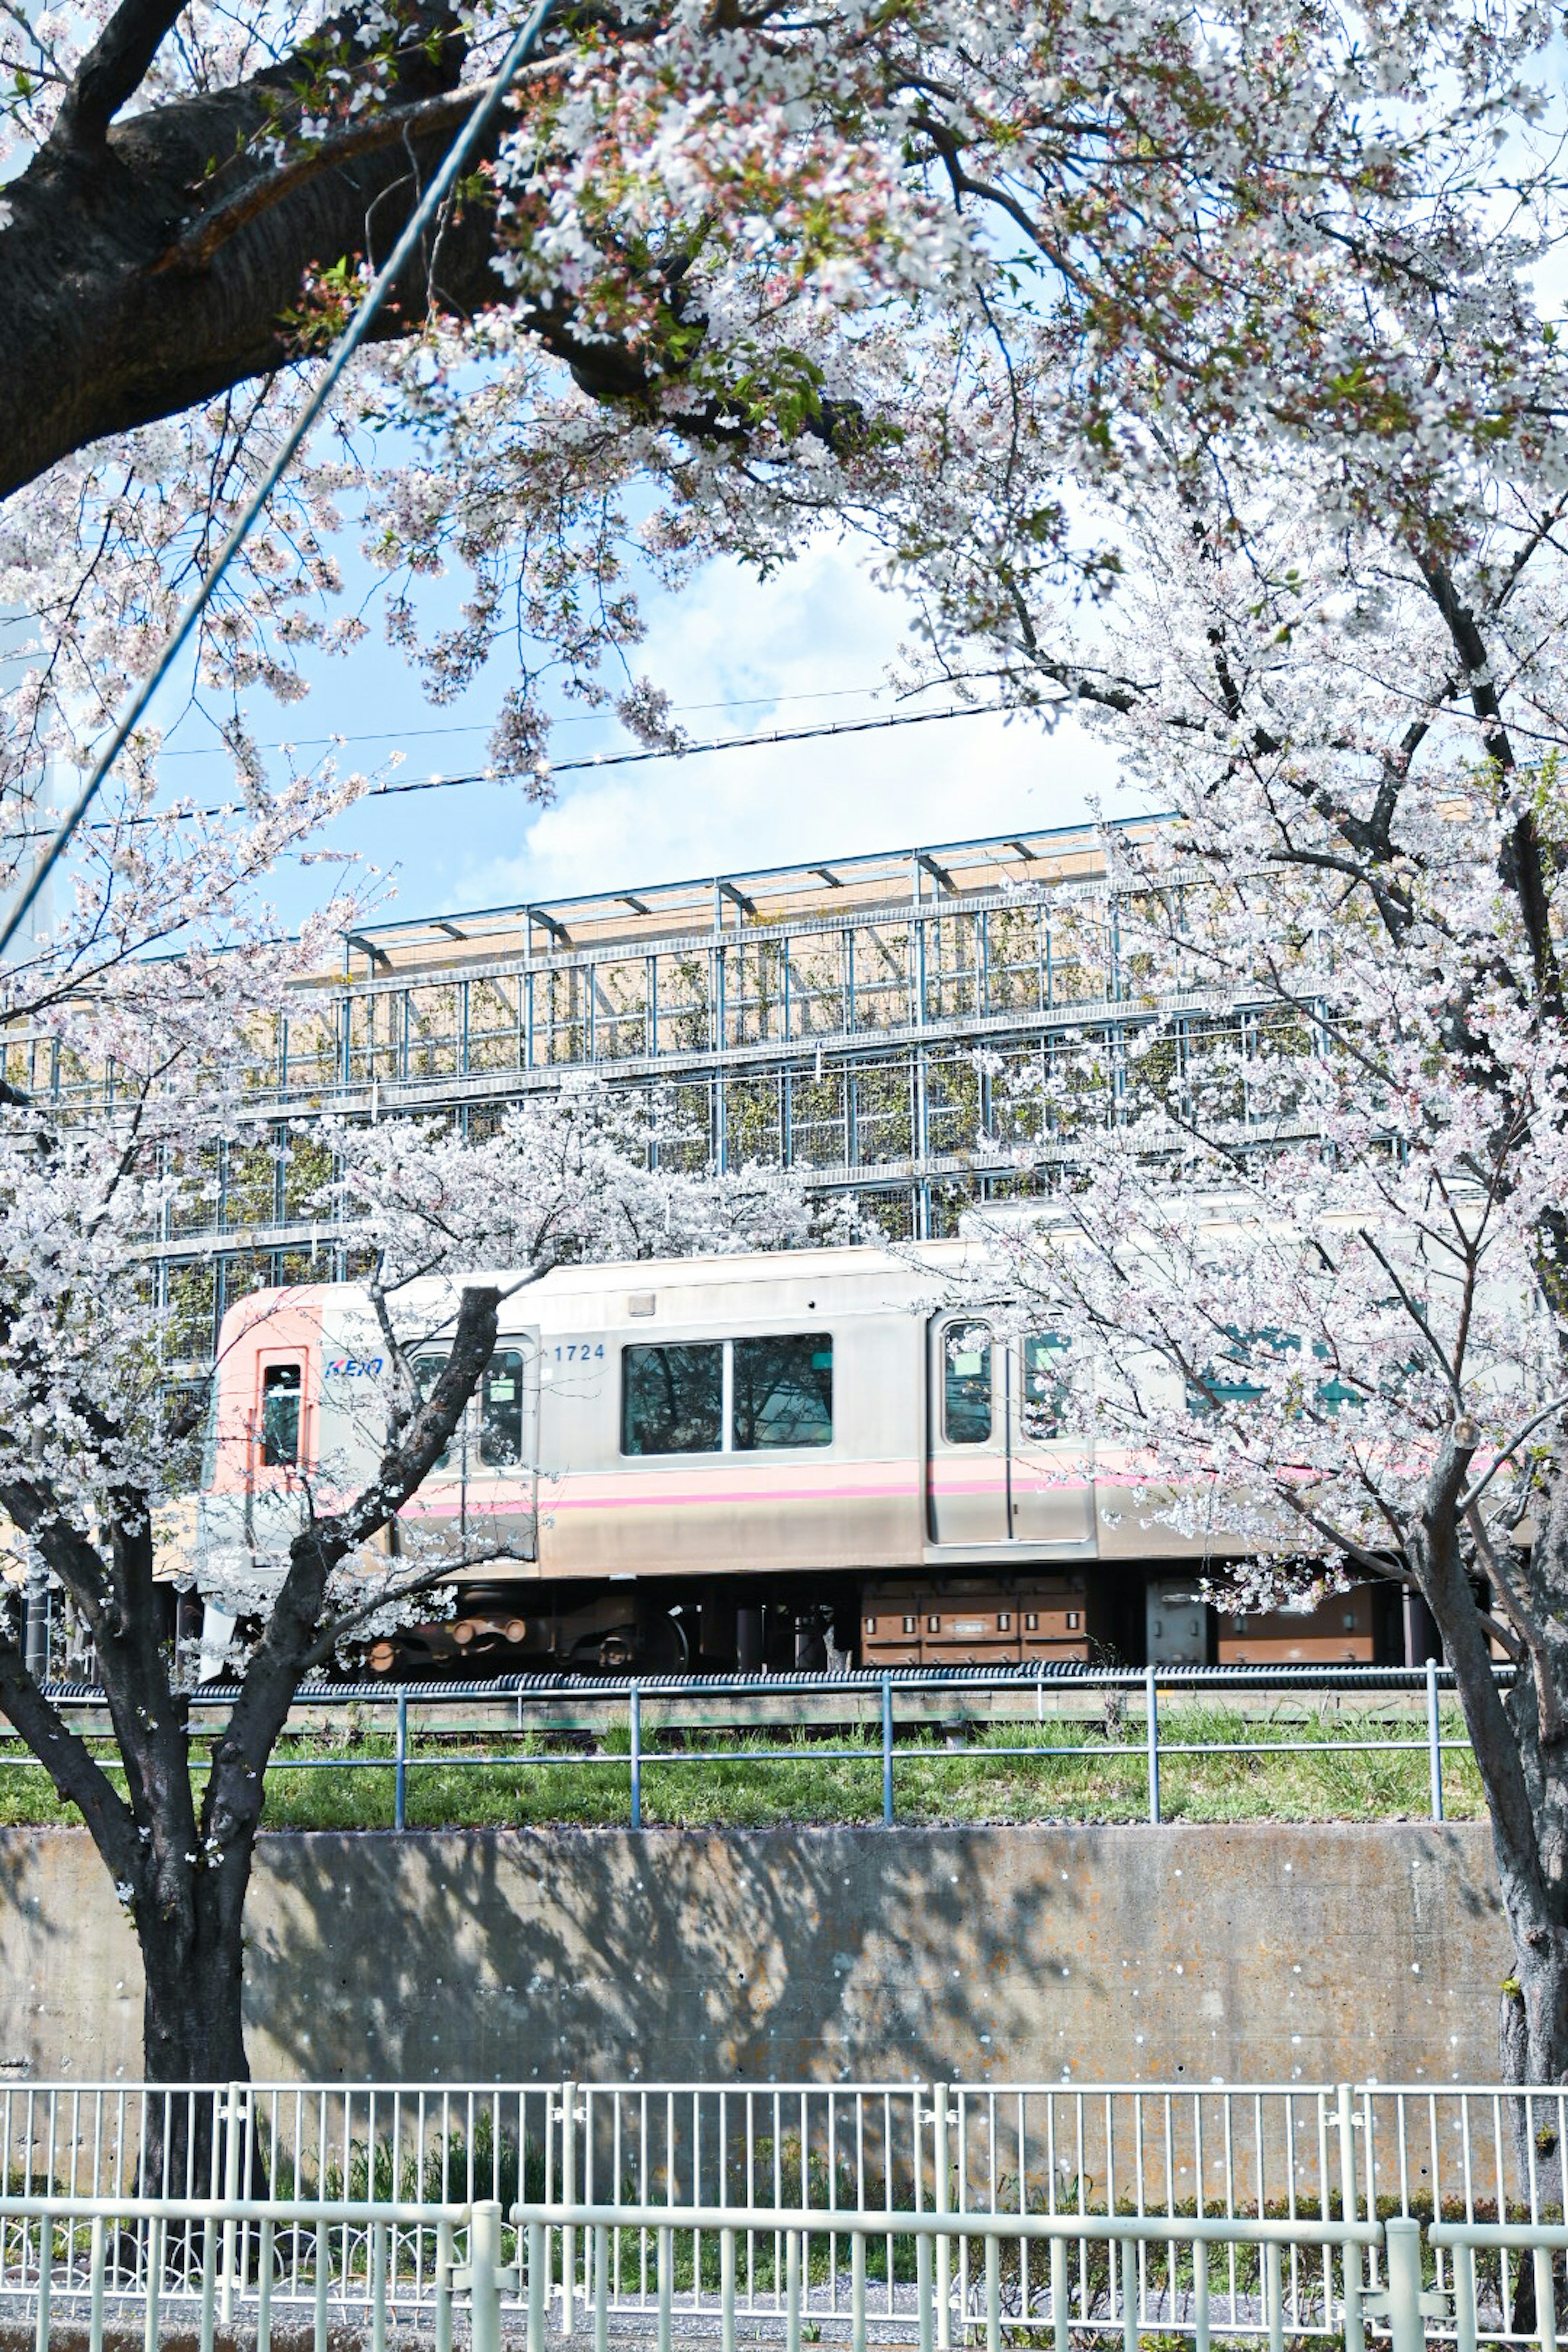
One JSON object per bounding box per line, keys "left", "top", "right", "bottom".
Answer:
{"left": 5, "top": 2078, "right": 1568, "bottom": 2342}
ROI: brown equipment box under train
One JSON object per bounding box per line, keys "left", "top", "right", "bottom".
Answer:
{"left": 861, "top": 1575, "right": 1110, "bottom": 1667}
{"left": 1216, "top": 1583, "right": 1378, "bottom": 1665}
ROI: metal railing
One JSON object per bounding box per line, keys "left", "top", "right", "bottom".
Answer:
{"left": 516, "top": 2194, "right": 1396, "bottom": 2352}
{"left": 2, "top": 1658, "right": 1482, "bottom": 1826}
{"left": 8, "top": 2078, "right": 1568, "bottom": 2343}
{"left": 0, "top": 2191, "right": 488, "bottom": 2349}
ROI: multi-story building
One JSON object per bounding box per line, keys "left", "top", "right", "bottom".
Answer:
{"left": 8, "top": 816, "right": 1276, "bottom": 1364}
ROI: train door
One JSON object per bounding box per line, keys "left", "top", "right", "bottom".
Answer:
{"left": 927, "top": 1317, "right": 1009, "bottom": 1543}
{"left": 410, "top": 1332, "right": 540, "bottom": 1559}
{"left": 1008, "top": 1335, "right": 1095, "bottom": 1546}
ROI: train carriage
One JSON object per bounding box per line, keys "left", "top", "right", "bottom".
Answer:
{"left": 195, "top": 1240, "right": 1412, "bottom": 1674}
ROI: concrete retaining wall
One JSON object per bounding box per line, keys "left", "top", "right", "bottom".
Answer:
{"left": 0, "top": 1822, "right": 1508, "bottom": 2084}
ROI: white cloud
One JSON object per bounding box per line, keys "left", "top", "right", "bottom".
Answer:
{"left": 450, "top": 543, "right": 1134, "bottom": 908}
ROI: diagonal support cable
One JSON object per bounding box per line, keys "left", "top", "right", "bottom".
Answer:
{"left": 0, "top": 0, "right": 562, "bottom": 958}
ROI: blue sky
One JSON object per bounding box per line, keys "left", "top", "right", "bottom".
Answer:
{"left": 143, "top": 530, "right": 1136, "bottom": 933}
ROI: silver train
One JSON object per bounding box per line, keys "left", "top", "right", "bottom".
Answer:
{"left": 194, "top": 1240, "right": 1419, "bottom": 1673}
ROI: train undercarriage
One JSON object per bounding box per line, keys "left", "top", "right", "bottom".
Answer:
{"left": 366, "top": 1566, "right": 1441, "bottom": 1678}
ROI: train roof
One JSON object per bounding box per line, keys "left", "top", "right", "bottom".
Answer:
{"left": 213, "top": 1236, "right": 1001, "bottom": 1345}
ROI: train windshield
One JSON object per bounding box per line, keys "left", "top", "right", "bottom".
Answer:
{"left": 733, "top": 1336, "right": 832, "bottom": 1450}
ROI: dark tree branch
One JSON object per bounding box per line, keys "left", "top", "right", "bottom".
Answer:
{"left": 0, "top": 1630, "right": 141, "bottom": 1884}
{"left": 47, "top": 0, "right": 186, "bottom": 153}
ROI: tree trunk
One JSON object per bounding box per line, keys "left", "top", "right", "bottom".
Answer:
{"left": 135, "top": 1887, "right": 255, "bottom": 2203}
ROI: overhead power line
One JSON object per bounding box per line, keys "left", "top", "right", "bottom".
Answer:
{"left": 2, "top": 698, "right": 1023, "bottom": 846}
{"left": 0, "top": 0, "right": 564, "bottom": 955}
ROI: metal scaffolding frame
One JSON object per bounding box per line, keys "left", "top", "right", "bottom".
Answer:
{"left": 4, "top": 816, "right": 1295, "bottom": 1362}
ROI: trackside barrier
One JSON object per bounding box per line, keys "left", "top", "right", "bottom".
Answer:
{"left": 0, "top": 2193, "right": 491, "bottom": 2350}
{"left": 512, "top": 2196, "right": 1394, "bottom": 2352}
{"left": 14, "top": 2080, "right": 1568, "bottom": 2340}
{"left": 0, "top": 1658, "right": 1485, "bottom": 1826}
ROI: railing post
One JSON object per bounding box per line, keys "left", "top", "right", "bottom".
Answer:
{"left": 882, "top": 1673, "right": 895, "bottom": 1826}
{"left": 470, "top": 2199, "right": 505, "bottom": 2352}
{"left": 1426, "top": 1657, "right": 1444, "bottom": 1822}
{"left": 1336, "top": 2085, "right": 1365, "bottom": 2352}
{"left": 395, "top": 1688, "right": 409, "bottom": 1832}
{"left": 933, "top": 2083, "right": 951, "bottom": 2352}
{"left": 1145, "top": 1664, "right": 1161, "bottom": 1824}
{"left": 436, "top": 2216, "right": 456, "bottom": 2352}
{"left": 31, "top": 2210, "right": 49, "bottom": 2352}
{"left": 1382, "top": 2218, "right": 1425, "bottom": 2352}
{"left": 528, "top": 2219, "right": 547, "bottom": 2352}
{"left": 630, "top": 1681, "right": 642, "bottom": 1831}
{"left": 220, "top": 2078, "right": 245, "bottom": 2323}
{"left": 561, "top": 2080, "right": 578, "bottom": 2336}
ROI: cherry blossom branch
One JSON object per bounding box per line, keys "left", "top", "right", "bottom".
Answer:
{"left": 1457, "top": 1394, "right": 1568, "bottom": 1514}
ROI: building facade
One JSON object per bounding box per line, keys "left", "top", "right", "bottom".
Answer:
{"left": 8, "top": 818, "right": 1274, "bottom": 1363}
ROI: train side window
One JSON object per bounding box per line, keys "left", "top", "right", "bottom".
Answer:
{"left": 413, "top": 1354, "right": 457, "bottom": 1474}
{"left": 1022, "top": 1334, "right": 1070, "bottom": 1439}
{"left": 260, "top": 1363, "right": 302, "bottom": 1468}
{"left": 943, "top": 1324, "right": 992, "bottom": 1444}
{"left": 479, "top": 1350, "right": 526, "bottom": 1468}
{"left": 733, "top": 1336, "right": 832, "bottom": 1450}
{"left": 623, "top": 1343, "right": 724, "bottom": 1455}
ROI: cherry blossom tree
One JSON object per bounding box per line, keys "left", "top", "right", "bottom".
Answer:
{"left": 934, "top": 409, "right": 1568, "bottom": 2106}
{"left": 0, "top": 842, "right": 822, "bottom": 2118}
{"left": 3, "top": 0, "right": 1568, "bottom": 2129}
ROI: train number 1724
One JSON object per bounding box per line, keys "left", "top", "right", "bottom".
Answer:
{"left": 553, "top": 1342, "right": 605, "bottom": 1362}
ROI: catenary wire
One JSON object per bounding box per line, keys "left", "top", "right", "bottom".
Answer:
{"left": 0, "top": 0, "right": 564, "bottom": 955}
{"left": 0, "top": 697, "right": 1028, "bottom": 845}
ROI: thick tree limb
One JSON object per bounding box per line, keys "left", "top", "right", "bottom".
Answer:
{"left": 47, "top": 0, "right": 186, "bottom": 154}
{"left": 0, "top": 1635, "right": 141, "bottom": 1884}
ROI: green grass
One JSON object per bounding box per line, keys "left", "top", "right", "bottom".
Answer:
{"left": 0, "top": 1705, "right": 1487, "bottom": 1831}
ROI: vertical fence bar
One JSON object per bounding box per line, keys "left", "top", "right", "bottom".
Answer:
{"left": 723, "top": 2227, "right": 738, "bottom": 2352}
{"left": 659, "top": 2225, "right": 674, "bottom": 2352}
{"left": 1337, "top": 2085, "right": 1365, "bottom": 2352}
{"left": 1193, "top": 2235, "right": 1209, "bottom": 2352}
{"left": 1145, "top": 1665, "right": 1161, "bottom": 1824}
{"left": 472, "top": 2200, "right": 505, "bottom": 2352}
{"left": 1383, "top": 2218, "right": 1426, "bottom": 2352}
{"left": 1427, "top": 1658, "right": 1445, "bottom": 1822}
{"left": 630, "top": 1683, "right": 642, "bottom": 1831}
{"left": 986, "top": 2234, "right": 1000, "bottom": 2352}
{"left": 918, "top": 2230, "right": 934, "bottom": 2352}
{"left": 89, "top": 2210, "right": 106, "bottom": 2352}
{"left": 436, "top": 2216, "right": 455, "bottom": 2352}
{"left": 200, "top": 2215, "right": 218, "bottom": 2352}
{"left": 395, "top": 1690, "right": 409, "bottom": 1831}
{"left": 1121, "top": 2238, "right": 1138, "bottom": 2352}
{"left": 593, "top": 2222, "right": 610, "bottom": 2352}
{"left": 220, "top": 2080, "right": 243, "bottom": 2323}
{"left": 31, "top": 2210, "right": 49, "bottom": 2352}
{"left": 934, "top": 2083, "right": 951, "bottom": 2352}
{"left": 143, "top": 2217, "right": 164, "bottom": 2352}
{"left": 528, "top": 2220, "right": 547, "bottom": 2352}
{"left": 561, "top": 2082, "right": 577, "bottom": 2336}
{"left": 257, "top": 2218, "right": 274, "bottom": 2352}
{"left": 314, "top": 2218, "right": 330, "bottom": 2352}
{"left": 1265, "top": 2237, "right": 1283, "bottom": 2352}
{"left": 1454, "top": 2241, "right": 1477, "bottom": 2352}
{"left": 372, "top": 2221, "right": 388, "bottom": 2352}
{"left": 882, "top": 1675, "right": 895, "bottom": 1826}
{"left": 853, "top": 2229, "right": 868, "bottom": 2352}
